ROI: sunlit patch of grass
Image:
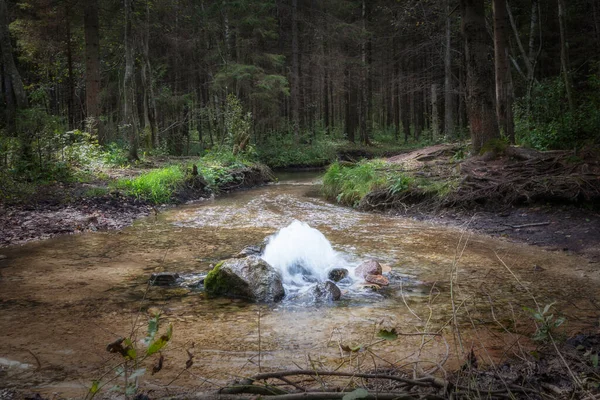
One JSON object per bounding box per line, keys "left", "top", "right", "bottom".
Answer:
{"left": 115, "top": 165, "right": 185, "bottom": 204}
{"left": 322, "top": 160, "right": 387, "bottom": 206}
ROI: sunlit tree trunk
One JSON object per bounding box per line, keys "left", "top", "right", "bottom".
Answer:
{"left": 460, "top": 0, "right": 500, "bottom": 153}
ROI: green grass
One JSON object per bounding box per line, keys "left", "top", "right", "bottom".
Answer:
{"left": 115, "top": 165, "right": 186, "bottom": 204}
{"left": 113, "top": 151, "right": 263, "bottom": 204}
{"left": 322, "top": 160, "right": 388, "bottom": 207}
{"left": 322, "top": 159, "right": 457, "bottom": 208}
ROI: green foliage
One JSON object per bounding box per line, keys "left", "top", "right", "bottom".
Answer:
{"left": 322, "top": 159, "right": 457, "bottom": 208}
{"left": 387, "top": 174, "right": 413, "bottom": 195}
{"left": 523, "top": 302, "right": 566, "bottom": 343}
{"left": 515, "top": 75, "right": 600, "bottom": 150}
{"left": 87, "top": 314, "right": 173, "bottom": 399}
{"left": 115, "top": 165, "right": 185, "bottom": 204}
{"left": 257, "top": 134, "right": 339, "bottom": 168}
{"left": 102, "top": 142, "right": 130, "bottom": 167}
{"left": 224, "top": 94, "right": 252, "bottom": 154}
{"left": 322, "top": 160, "right": 387, "bottom": 207}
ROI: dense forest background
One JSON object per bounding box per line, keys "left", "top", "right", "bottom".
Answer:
{"left": 1, "top": 0, "right": 599, "bottom": 180}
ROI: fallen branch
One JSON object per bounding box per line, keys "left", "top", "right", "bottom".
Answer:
{"left": 508, "top": 221, "right": 550, "bottom": 229}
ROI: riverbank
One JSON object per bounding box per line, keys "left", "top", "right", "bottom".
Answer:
{"left": 0, "top": 157, "right": 273, "bottom": 247}
{"left": 323, "top": 143, "right": 600, "bottom": 262}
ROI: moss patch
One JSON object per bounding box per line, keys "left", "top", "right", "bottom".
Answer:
{"left": 204, "top": 260, "right": 253, "bottom": 300}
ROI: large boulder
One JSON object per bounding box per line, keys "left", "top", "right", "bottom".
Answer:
{"left": 204, "top": 256, "right": 285, "bottom": 302}
{"left": 354, "top": 260, "right": 382, "bottom": 278}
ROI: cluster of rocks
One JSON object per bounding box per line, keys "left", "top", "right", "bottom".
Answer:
{"left": 353, "top": 260, "right": 389, "bottom": 288}
{"left": 149, "top": 246, "right": 391, "bottom": 303}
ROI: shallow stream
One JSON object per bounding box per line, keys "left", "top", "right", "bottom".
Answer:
{"left": 0, "top": 173, "right": 598, "bottom": 397}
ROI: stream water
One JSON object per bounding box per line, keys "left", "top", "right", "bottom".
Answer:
{"left": 0, "top": 172, "right": 598, "bottom": 397}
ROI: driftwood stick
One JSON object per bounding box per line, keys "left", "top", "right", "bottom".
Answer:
{"left": 509, "top": 221, "right": 550, "bottom": 229}
{"left": 251, "top": 369, "right": 447, "bottom": 388}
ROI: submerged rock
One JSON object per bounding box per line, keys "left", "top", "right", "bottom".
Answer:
{"left": 328, "top": 268, "right": 349, "bottom": 282}
{"left": 149, "top": 272, "right": 180, "bottom": 286}
{"left": 311, "top": 281, "right": 341, "bottom": 301}
{"left": 365, "top": 274, "right": 389, "bottom": 286}
{"left": 204, "top": 256, "right": 285, "bottom": 302}
{"left": 354, "top": 260, "right": 382, "bottom": 278}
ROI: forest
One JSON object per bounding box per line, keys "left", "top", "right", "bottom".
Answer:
{"left": 1, "top": 1, "right": 600, "bottom": 399}
{"left": 1, "top": 0, "right": 599, "bottom": 174}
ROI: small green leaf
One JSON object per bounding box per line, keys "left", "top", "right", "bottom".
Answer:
{"left": 543, "top": 302, "right": 555, "bottom": 315}
{"left": 147, "top": 324, "right": 173, "bottom": 356}
{"left": 89, "top": 380, "right": 100, "bottom": 394}
{"left": 342, "top": 388, "right": 369, "bottom": 400}
{"left": 147, "top": 314, "right": 160, "bottom": 341}
{"left": 377, "top": 328, "right": 398, "bottom": 341}
{"left": 124, "top": 338, "right": 137, "bottom": 360}
{"left": 340, "top": 344, "right": 363, "bottom": 353}
{"left": 591, "top": 353, "right": 599, "bottom": 368}
{"left": 554, "top": 316, "right": 566, "bottom": 327}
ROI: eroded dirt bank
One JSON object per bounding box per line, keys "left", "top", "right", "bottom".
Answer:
{"left": 0, "top": 165, "right": 272, "bottom": 248}
{"left": 364, "top": 144, "right": 600, "bottom": 262}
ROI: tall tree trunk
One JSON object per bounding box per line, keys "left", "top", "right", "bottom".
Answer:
{"left": 431, "top": 83, "right": 439, "bottom": 141}
{"left": 344, "top": 64, "right": 355, "bottom": 143}
{"left": 460, "top": 0, "right": 500, "bottom": 153}
{"left": 141, "top": 0, "right": 158, "bottom": 150}
{"left": 291, "top": 0, "right": 300, "bottom": 141}
{"left": 84, "top": 0, "right": 102, "bottom": 141}
{"left": 493, "top": 0, "right": 515, "bottom": 143}
{"left": 124, "top": 0, "right": 139, "bottom": 160}
{"left": 359, "top": 0, "right": 371, "bottom": 145}
{"left": 65, "top": 6, "right": 75, "bottom": 130}
{"left": 0, "top": 0, "right": 28, "bottom": 132}
{"left": 558, "top": 0, "right": 574, "bottom": 113}
{"left": 444, "top": 0, "right": 454, "bottom": 138}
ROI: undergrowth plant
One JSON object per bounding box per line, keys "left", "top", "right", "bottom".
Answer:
{"left": 523, "top": 302, "right": 566, "bottom": 342}
{"left": 322, "top": 160, "right": 387, "bottom": 206}
{"left": 86, "top": 313, "right": 173, "bottom": 399}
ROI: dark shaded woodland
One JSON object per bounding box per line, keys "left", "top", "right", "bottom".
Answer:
{"left": 1, "top": 0, "right": 599, "bottom": 171}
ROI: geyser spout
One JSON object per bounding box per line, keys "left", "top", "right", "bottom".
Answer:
{"left": 262, "top": 220, "right": 343, "bottom": 286}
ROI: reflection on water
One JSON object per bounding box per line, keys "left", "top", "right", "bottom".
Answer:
{"left": 0, "top": 172, "right": 598, "bottom": 396}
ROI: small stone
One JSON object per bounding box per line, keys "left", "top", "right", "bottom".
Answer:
{"left": 149, "top": 272, "right": 180, "bottom": 286}
{"left": 0, "top": 255, "right": 7, "bottom": 260}
{"left": 328, "top": 268, "right": 349, "bottom": 282}
{"left": 354, "top": 260, "right": 382, "bottom": 278}
{"left": 234, "top": 245, "right": 263, "bottom": 258}
{"left": 311, "top": 281, "right": 341, "bottom": 301}
{"left": 365, "top": 274, "right": 389, "bottom": 286}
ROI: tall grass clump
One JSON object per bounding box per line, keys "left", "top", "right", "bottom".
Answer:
{"left": 322, "top": 160, "right": 387, "bottom": 206}
{"left": 116, "top": 165, "right": 185, "bottom": 204}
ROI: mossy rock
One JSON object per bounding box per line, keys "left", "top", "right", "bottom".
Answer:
{"left": 204, "top": 256, "right": 285, "bottom": 302}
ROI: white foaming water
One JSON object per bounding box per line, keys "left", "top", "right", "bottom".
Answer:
{"left": 262, "top": 220, "right": 346, "bottom": 287}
